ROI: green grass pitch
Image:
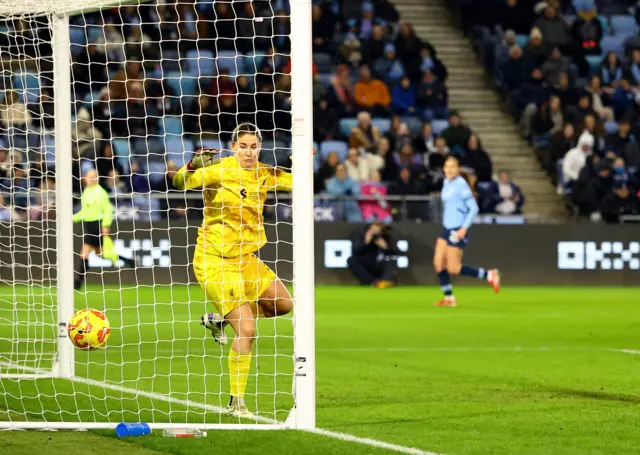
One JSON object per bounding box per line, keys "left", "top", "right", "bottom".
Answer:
{"left": 1, "top": 285, "right": 640, "bottom": 455}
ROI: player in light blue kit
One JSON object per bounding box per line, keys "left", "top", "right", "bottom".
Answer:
{"left": 433, "top": 156, "right": 500, "bottom": 307}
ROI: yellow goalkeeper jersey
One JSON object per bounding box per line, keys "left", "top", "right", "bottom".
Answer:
{"left": 176, "top": 156, "right": 292, "bottom": 258}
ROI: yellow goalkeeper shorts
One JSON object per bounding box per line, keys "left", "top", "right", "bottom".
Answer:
{"left": 193, "top": 247, "right": 276, "bottom": 317}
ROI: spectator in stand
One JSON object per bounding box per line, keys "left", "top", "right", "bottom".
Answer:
{"left": 600, "top": 52, "right": 623, "bottom": 90}
{"left": 313, "top": 98, "right": 340, "bottom": 142}
{"left": 549, "top": 122, "right": 576, "bottom": 173}
{"left": 525, "top": 27, "right": 549, "bottom": 69}
{"left": 104, "top": 169, "right": 130, "bottom": 196}
{"left": 500, "top": 0, "right": 536, "bottom": 35}
{"left": 72, "top": 106, "right": 103, "bottom": 159}
{"left": 315, "top": 151, "right": 341, "bottom": 193}
{"left": 580, "top": 113, "right": 605, "bottom": 157}
{"left": 393, "top": 143, "right": 424, "bottom": 178}
{"left": 392, "top": 122, "right": 413, "bottom": 153}
{"left": 542, "top": 47, "right": 572, "bottom": 86}
{"left": 183, "top": 94, "right": 219, "bottom": 138}
{"left": 553, "top": 71, "right": 579, "bottom": 109}
{"left": 71, "top": 43, "right": 108, "bottom": 96}
{"left": 441, "top": 111, "right": 472, "bottom": 153}
{"left": 373, "top": 43, "right": 405, "bottom": 86}
{"left": 495, "top": 30, "right": 517, "bottom": 73}
{"left": 0, "top": 194, "right": 20, "bottom": 221}
{"left": 425, "top": 136, "right": 450, "bottom": 176}
{"left": 326, "top": 164, "right": 363, "bottom": 222}
{"left": 531, "top": 98, "right": 556, "bottom": 139}
{"left": 345, "top": 148, "right": 372, "bottom": 182}
{"left": 570, "top": 4, "right": 603, "bottom": 57}
{"left": 394, "top": 23, "right": 429, "bottom": 75}
{"left": 563, "top": 131, "right": 594, "bottom": 188}
{"left": 461, "top": 134, "right": 493, "bottom": 183}
{"left": 96, "top": 141, "right": 124, "bottom": 186}
{"left": 418, "top": 46, "right": 448, "bottom": 83}
{"left": 312, "top": 3, "right": 331, "bottom": 53}
{"left": 354, "top": 64, "right": 391, "bottom": 115}
{"left": 611, "top": 78, "right": 635, "bottom": 120}
{"left": 0, "top": 91, "right": 31, "bottom": 130}
{"left": 533, "top": 5, "right": 572, "bottom": 56}
{"left": 484, "top": 170, "right": 525, "bottom": 214}
{"left": 572, "top": 155, "right": 612, "bottom": 218}
{"left": 606, "top": 118, "right": 637, "bottom": 155}
{"left": 330, "top": 64, "right": 357, "bottom": 116}
{"left": 600, "top": 181, "right": 640, "bottom": 223}
{"left": 417, "top": 68, "right": 448, "bottom": 120}
{"left": 565, "top": 91, "right": 597, "bottom": 126}
{"left": 585, "top": 74, "right": 614, "bottom": 122}
{"left": 626, "top": 49, "right": 640, "bottom": 88}
{"left": 391, "top": 76, "right": 418, "bottom": 116}
{"left": 359, "top": 170, "right": 392, "bottom": 223}
{"left": 362, "top": 24, "right": 388, "bottom": 62}
{"left": 28, "top": 88, "right": 55, "bottom": 130}
{"left": 503, "top": 45, "right": 528, "bottom": 93}
{"left": 312, "top": 68, "right": 328, "bottom": 103}
{"left": 413, "top": 122, "right": 435, "bottom": 154}
{"left": 358, "top": 1, "right": 376, "bottom": 40}
{"left": 377, "top": 137, "right": 399, "bottom": 181}
{"left": 511, "top": 67, "right": 551, "bottom": 111}
{"left": 387, "top": 167, "right": 429, "bottom": 220}
{"left": 349, "top": 111, "right": 382, "bottom": 152}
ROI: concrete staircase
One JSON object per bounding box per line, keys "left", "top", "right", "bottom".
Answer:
{"left": 391, "top": 0, "right": 566, "bottom": 219}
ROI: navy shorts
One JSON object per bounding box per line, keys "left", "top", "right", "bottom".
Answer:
{"left": 438, "top": 227, "right": 468, "bottom": 249}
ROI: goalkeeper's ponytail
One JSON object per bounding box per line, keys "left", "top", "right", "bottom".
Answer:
{"left": 232, "top": 123, "right": 262, "bottom": 145}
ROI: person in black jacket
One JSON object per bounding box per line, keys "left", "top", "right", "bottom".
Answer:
{"left": 600, "top": 182, "right": 640, "bottom": 223}
{"left": 347, "top": 222, "right": 399, "bottom": 288}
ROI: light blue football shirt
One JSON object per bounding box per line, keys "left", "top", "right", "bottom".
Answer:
{"left": 441, "top": 175, "right": 479, "bottom": 229}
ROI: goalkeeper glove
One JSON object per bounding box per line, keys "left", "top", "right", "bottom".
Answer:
{"left": 186, "top": 148, "right": 221, "bottom": 170}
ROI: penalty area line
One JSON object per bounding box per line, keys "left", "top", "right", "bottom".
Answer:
{"left": 0, "top": 360, "right": 442, "bottom": 455}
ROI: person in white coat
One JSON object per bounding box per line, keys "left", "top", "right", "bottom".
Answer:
{"left": 345, "top": 148, "right": 371, "bottom": 182}
{"left": 562, "top": 131, "right": 594, "bottom": 186}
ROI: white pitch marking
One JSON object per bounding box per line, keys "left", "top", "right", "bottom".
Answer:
{"left": 0, "top": 360, "right": 443, "bottom": 455}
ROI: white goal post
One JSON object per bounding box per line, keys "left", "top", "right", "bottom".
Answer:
{"left": 0, "top": 0, "right": 315, "bottom": 430}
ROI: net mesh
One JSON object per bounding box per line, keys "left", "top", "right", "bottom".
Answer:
{"left": 0, "top": 0, "right": 295, "bottom": 425}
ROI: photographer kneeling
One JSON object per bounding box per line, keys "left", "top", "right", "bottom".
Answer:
{"left": 347, "top": 222, "right": 399, "bottom": 288}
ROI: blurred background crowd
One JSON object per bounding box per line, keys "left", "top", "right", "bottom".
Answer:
{"left": 464, "top": 0, "right": 640, "bottom": 222}
{"left": 3, "top": 0, "right": 639, "bottom": 224}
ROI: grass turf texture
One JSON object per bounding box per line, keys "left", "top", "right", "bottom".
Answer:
{"left": 1, "top": 286, "right": 640, "bottom": 455}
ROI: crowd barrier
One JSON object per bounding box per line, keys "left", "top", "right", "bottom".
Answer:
{"left": 1, "top": 221, "right": 638, "bottom": 286}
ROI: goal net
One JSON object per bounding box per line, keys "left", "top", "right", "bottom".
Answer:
{"left": 0, "top": 0, "right": 315, "bottom": 429}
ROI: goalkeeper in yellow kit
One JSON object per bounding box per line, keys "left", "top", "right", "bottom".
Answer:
{"left": 173, "top": 123, "right": 294, "bottom": 418}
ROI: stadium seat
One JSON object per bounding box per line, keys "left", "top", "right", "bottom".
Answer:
{"left": 515, "top": 34, "right": 528, "bottom": 49}
{"left": 316, "top": 73, "right": 333, "bottom": 86}
{"left": 371, "top": 118, "right": 391, "bottom": 134}
{"left": 431, "top": 119, "right": 449, "bottom": 136}
{"left": 610, "top": 15, "right": 637, "bottom": 37}
{"left": 112, "top": 138, "right": 130, "bottom": 160}
{"left": 216, "top": 51, "right": 242, "bottom": 76}
{"left": 186, "top": 49, "right": 216, "bottom": 77}
{"left": 161, "top": 117, "right": 183, "bottom": 136}
{"left": 319, "top": 140, "right": 349, "bottom": 161}
{"left": 245, "top": 51, "right": 267, "bottom": 72}
{"left": 164, "top": 137, "right": 195, "bottom": 166}
{"left": 69, "top": 26, "right": 86, "bottom": 56}
{"left": 164, "top": 71, "right": 198, "bottom": 98}
{"left": 586, "top": 55, "right": 602, "bottom": 72}
{"left": 13, "top": 72, "right": 40, "bottom": 104}
{"left": 403, "top": 117, "right": 423, "bottom": 136}
{"left": 604, "top": 120, "right": 619, "bottom": 134}
{"left": 600, "top": 36, "right": 625, "bottom": 57}
{"left": 147, "top": 160, "right": 167, "bottom": 187}
{"left": 339, "top": 118, "right": 358, "bottom": 137}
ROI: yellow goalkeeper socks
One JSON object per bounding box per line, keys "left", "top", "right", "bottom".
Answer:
{"left": 101, "top": 236, "right": 119, "bottom": 263}
{"left": 228, "top": 348, "right": 252, "bottom": 398}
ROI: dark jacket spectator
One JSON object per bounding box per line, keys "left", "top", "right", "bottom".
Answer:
{"left": 600, "top": 183, "right": 640, "bottom": 223}
{"left": 394, "top": 23, "right": 428, "bottom": 69}
{"left": 606, "top": 119, "right": 637, "bottom": 156}
{"left": 362, "top": 25, "right": 387, "bottom": 63}
{"left": 550, "top": 123, "right": 576, "bottom": 167}
{"left": 313, "top": 99, "right": 340, "bottom": 142}
{"left": 542, "top": 47, "right": 572, "bottom": 86}
{"left": 565, "top": 91, "right": 597, "bottom": 126}
{"left": 460, "top": 134, "right": 493, "bottom": 182}
{"left": 441, "top": 111, "right": 472, "bottom": 152}
{"left": 387, "top": 168, "right": 430, "bottom": 220}
{"left": 347, "top": 222, "right": 399, "bottom": 285}
{"left": 531, "top": 101, "right": 556, "bottom": 136}
{"left": 525, "top": 28, "right": 550, "bottom": 68}
{"left": 500, "top": 0, "right": 536, "bottom": 35}
{"left": 391, "top": 77, "right": 418, "bottom": 115}
{"left": 611, "top": 79, "right": 635, "bottom": 119}
{"left": 312, "top": 4, "right": 332, "bottom": 53}
{"left": 625, "top": 49, "right": 640, "bottom": 87}
{"left": 373, "top": 43, "right": 405, "bottom": 85}
{"left": 533, "top": 6, "right": 572, "bottom": 52}
{"left": 315, "top": 151, "right": 341, "bottom": 193}
{"left": 417, "top": 69, "right": 448, "bottom": 116}
{"left": 571, "top": 9, "right": 603, "bottom": 56}
{"left": 482, "top": 171, "right": 525, "bottom": 214}
{"left": 553, "top": 72, "right": 580, "bottom": 108}
{"left": 503, "top": 45, "right": 530, "bottom": 92}
{"left": 600, "top": 52, "right": 624, "bottom": 88}
{"left": 413, "top": 122, "right": 435, "bottom": 154}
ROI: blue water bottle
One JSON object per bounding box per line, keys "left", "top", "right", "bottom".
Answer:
{"left": 116, "top": 422, "right": 151, "bottom": 437}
